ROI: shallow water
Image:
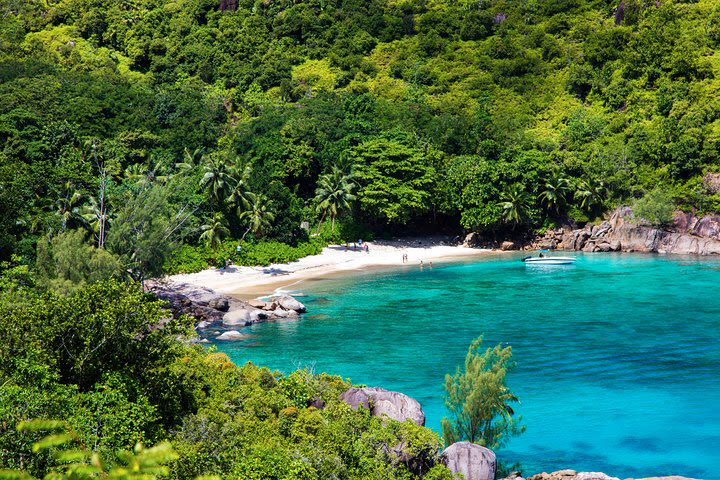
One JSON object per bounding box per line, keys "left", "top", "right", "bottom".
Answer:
{"left": 209, "top": 253, "right": 720, "bottom": 479}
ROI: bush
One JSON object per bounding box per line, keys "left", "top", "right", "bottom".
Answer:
{"left": 315, "top": 217, "right": 374, "bottom": 244}
{"left": 633, "top": 188, "right": 675, "bottom": 227}
{"left": 164, "top": 238, "right": 327, "bottom": 274}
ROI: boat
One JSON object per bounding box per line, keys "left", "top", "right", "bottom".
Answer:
{"left": 521, "top": 256, "right": 576, "bottom": 265}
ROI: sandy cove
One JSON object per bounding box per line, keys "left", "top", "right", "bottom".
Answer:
{"left": 168, "top": 238, "right": 500, "bottom": 298}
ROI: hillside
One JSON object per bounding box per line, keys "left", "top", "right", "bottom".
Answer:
{"left": 2, "top": 0, "right": 720, "bottom": 263}
{"left": 1, "top": 1, "right": 719, "bottom": 478}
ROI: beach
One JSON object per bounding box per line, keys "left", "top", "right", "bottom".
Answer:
{"left": 168, "top": 238, "right": 498, "bottom": 298}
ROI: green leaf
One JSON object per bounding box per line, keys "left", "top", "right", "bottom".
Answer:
{"left": 53, "top": 450, "right": 90, "bottom": 463}
{"left": 17, "top": 420, "right": 66, "bottom": 433}
{"left": 0, "top": 470, "right": 36, "bottom": 480}
{"left": 32, "top": 434, "right": 74, "bottom": 452}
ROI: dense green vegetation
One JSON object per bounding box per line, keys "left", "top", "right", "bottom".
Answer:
{"left": 0, "top": 274, "right": 457, "bottom": 479}
{"left": 3, "top": 0, "right": 720, "bottom": 270}
{"left": 2, "top": 0, "right": 718, "bottom": 476}
{"left": 442, "top": 337, "right": 524, "bottom": 450}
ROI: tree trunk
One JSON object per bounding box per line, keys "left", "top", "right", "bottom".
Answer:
{"left": 315, "top": 210, "right": 327, "bottom": 234}
{"left": 240, "top": 226, "right": 252, "bottom": 241}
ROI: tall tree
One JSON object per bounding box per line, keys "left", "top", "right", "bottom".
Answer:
{"left": 441, "top": 337, "right": 525, "bottom": 449}
{"left": 239, "top": 193, "right": 275, "bottom": 241}
{"left": 200, "top": 155, "right": 233, "bottom": 209}
{"left": 199, "top": 213, "right": 230, "bottom": 251}
{"left": 314, "top": 166, "right": 357, "bottom": 234}
{"left": 56, "top": 183, "right": 86, "bottom": 230}
{"left": 352, "top": 137, "right": 436, "bottom": 225}
{"left": 106, "top": 184, "right": 197, "bottom": 284}
{"left": 499, "top": 185, "right": 532, "bottom": 228}
{"left": 539, "top": 173, "right": 571, "bottom": 215}
{"left": 574, "top": 176, "right": 607, "bottom": 214}
{"left": 229, "top": 164, "right": 253, "bottom": 212}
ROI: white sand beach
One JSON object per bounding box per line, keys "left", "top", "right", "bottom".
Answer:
{"left": 168, "top": 238, "right": 500, "bottom": 298}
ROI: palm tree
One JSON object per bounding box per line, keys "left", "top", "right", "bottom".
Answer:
{"left": 124, "top": 159, "right": 170, "bottom": 187}
{"left": 229, "top": 164, "right": 253, "bottom": 212}
{"left": 499, "top": 184, "right": 532, "bottom": 228}
{"left": 177, "top": 147, "right": 205, "bottom": 171}
{"left": 199, "top": 213, "right": 230, "bottom": 251}
{"left": 239, "top": 193, "right": 275, "bottom": 241}
{"left": 200, "top": 155, "right": 233, "bottom": 208}
{"left": 314, "top": 166, "right": 357, "bottom": 234}
{"left": 575, "top": 176, "right": 607, "bottom": 213}
{"left": 539, "top": 173, "right": 571, "bottom": 215}
{"left": 56, "top": 183, "right": 86, "bottom": 230}
{"left": 80, "top": 195, "right": 113, "bottom": 248}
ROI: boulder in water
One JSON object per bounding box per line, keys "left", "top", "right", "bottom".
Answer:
{"left": 216, "top": 330, "right": 248, "bottom": 341}
{"left": 223, "top": 309, "right": 252, "bottom": 326}
{"left": 269, "top": 295, "right": 306, "bottom": 312}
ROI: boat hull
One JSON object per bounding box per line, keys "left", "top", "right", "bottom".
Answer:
{"left": 523, "top": 257, "right": 576, "bottom": 265}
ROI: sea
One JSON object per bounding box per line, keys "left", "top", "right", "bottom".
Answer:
{"left": 208, "top": 253, "right": 720, "bottom": 479}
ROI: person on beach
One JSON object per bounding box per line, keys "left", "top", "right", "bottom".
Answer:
{"left": 365, "top": 244, "right": 369, "bottom": 253}
{"left": 420, "top": 260, "right": 424, "bottom": 270}
{"left": 429, "top": 261, "right": 433, "bottom": 269}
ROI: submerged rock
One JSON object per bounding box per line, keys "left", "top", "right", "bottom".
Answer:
{"left": 216, "top": 330, "right": 248, "bottom": 341}
{"left": 339, "top": 387, "right": 425, "bottom": 425}
{"left": 440, "top": 442, "right": 496, "bottom": 480}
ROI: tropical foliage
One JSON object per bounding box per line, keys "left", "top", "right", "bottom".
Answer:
{"left": 441, "top": 337, "right": 525, "bottom": 450}
{"left": 3, "top": 0, "right": 720, "bottom": 268}
{"left": 0, "top": 276, "right": 454, "bottom": 479}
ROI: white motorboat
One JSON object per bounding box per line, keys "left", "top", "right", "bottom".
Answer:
{"left": 521, "top": 255, "right": 576, "bottom": 265}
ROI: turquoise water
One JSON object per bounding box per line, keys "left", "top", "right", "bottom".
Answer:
{"left": 209, "top": 254, "right": 720, "bottom": 479}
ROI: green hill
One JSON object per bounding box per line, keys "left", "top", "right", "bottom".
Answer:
{"left": 2, "top": 0, "right": 720, "bottom": 256}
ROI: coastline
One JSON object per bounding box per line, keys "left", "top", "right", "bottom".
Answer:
{"left": 168, "top": 238, "right": 501, "bottom": 299}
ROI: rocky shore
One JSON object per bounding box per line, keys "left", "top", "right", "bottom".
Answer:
{"left": 146, "top": 280, "right": 306, "bottom": 335}
{"left": 540, "top": 207, "right": 720, "bottom": 255}
{"left": 466, "top": 207, "right": 720, "bottom": 255}
{"left": 334, "top": 387, "right": 695, "bottom": 480}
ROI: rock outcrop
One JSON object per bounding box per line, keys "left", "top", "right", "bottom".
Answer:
{"left": 534, "top": 208, "right": 720, "bottom": 255}
{"left": 145, "top": 281, "right": 306, "bottom": 327}
{"left": 269, "top": 294, "right": 306, "bottom": 312}
{"left": 501, "top": 470, "right": 696, "bottom": 480}
{"left": 440, "top": 442, "right": 496, "bottom": 480}
{"left": 339, "top": 387, "right": 426, "bottom": 426}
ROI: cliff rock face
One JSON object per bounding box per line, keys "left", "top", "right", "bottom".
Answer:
{"left": 339, "top": 387, "right": 426, "bottom": 426}
{"left": 540, "top": 208, "right": 720, "bottom": 255}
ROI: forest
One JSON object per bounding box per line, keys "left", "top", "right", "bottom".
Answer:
{"left": 2, "top": 0, "right": 720, "bottom": 273}
{"left": 1, "top": 0, "right": 719, "bottom": 477}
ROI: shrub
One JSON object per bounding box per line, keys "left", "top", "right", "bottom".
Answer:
{"left": 164, "top": 238, "right": 327, "bottom": 274}
{"left": 633, "top": 188, "right": 675, "bottom": 227}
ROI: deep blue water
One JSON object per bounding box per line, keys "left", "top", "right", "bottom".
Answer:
{"left": 209, "top": 253, "right": 720, "bottom": 479}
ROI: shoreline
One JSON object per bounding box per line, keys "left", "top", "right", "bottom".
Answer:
{"left": 168, "top": 238, "right": 503, "bottom": 299}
